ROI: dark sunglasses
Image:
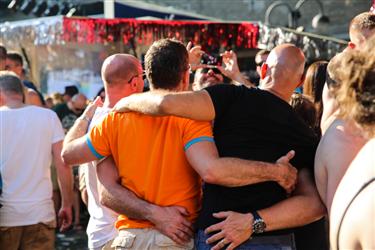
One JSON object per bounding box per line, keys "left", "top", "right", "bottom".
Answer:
{"left": 76, "top": 108, "right": 85, "bottom": 113}
{"left": 128, "top": 71, "right": 146, "bottom": 83}
{"left": 200, "top": 67, "right": 221, "bottom": 74}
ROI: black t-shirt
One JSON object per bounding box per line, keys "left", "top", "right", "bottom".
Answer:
{"left": 196, "top": 84, "right": 319, "bottom": 233}
{"left": 53, "top": 103, "right": 78, "bottom": 132}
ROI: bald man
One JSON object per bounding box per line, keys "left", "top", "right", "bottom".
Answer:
{"left": 53, "top": 93, "right": 87, "bottom": 132}
{"left": 62, "top": 54, "right": 144, "bottom": 249}
{"left": 348, "top": 12, "right": 375, "bottom": 50}
{"left": 114, "top": 44, "right": 325, "bottom": 250}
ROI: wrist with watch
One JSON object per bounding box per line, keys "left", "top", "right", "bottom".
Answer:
{"left": 251, "top": 211, "right": 266, "bottom": 234}
{"left": 78, "top": 114, "right": 91, "bottom": 123}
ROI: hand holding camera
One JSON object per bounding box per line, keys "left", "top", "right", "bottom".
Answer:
{"left": 187, "top": 42, "right": 205, "bottom": 71}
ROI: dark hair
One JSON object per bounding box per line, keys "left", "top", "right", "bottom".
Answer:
{"left": 64, "top": 85, "right": 79, "bottom": 97}
{"left": 145, "top": 39, "right": 189, "bottom": 90}
{"left": 303, "top": 61, "right": 327, "bottom": 102}
{"left": 0, "top": 45, "right": 6, "bottom": 60}
{"left": 6, "top": 52, "right": 23, "bottom": 66}
{"left": 96, "top": 87, "right": 105, "bottom": 101}
{"left": 290, "top": 93, "right": 317, "bottom": 134}
{"left": 303, "top": 61, "right": 328, "bottom": 136}
{"left": 0, "top": 71, "right": 24, "bottom": 96}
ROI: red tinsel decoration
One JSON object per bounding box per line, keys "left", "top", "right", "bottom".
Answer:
{"left": 63, "top": 17, "right": 259, "bottom": 51}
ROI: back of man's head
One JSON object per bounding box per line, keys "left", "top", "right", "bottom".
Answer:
{"left": 0, "top": 71, "right": 24, "bottom": 97}
{"left": 349, "top": 12, "right": 375, "bottom": 48}
{"left": 262, "top": 44, "right": 305, "bottom": 91}
{"left": 290, "top": 93, "right": 317, "bottom": 130}
{"left": 101, "top": 54, "right": 139, "bottom": 86}
{"left": 145, "top": 39, "right": 189, "bottom": 90}
{"left": 6, "top": 52, "right": 23, "bottom": 66}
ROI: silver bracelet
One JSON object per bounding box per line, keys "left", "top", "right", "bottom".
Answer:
{"left": 78, "top": 115, "right": 91, "bottom": 123}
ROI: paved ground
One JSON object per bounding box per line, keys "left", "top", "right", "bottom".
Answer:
{"left": 56, "top": 229, "right": 88, "bottom": 250}
{"left": 55, "top": 210, "right": 89, "bottom": 250}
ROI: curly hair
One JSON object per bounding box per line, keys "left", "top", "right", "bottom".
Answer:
{"left": 336, "top": 39, "right": 375, "bottom": 135}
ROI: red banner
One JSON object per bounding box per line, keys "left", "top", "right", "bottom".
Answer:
{"left": 63, "top": 17, "right": 259, "bottom": 50}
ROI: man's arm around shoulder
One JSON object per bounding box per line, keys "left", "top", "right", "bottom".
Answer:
{"left": 114, "top": 90, "right": 215, "bottom": 121}
{"left": 62, "top": 98, "right": 102, "bottom": 165}
{"left": 185, "top": 140, "right": 298, "bottom": 192}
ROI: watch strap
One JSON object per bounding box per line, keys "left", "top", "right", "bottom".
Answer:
{"left": 251, "top": 210, "right": 266, "bottom": 234}
{"left": 251, "top": 211, "right": 262, "bottom": 221}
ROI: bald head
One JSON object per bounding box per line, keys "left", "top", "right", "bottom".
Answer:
{"left": 71, "top": 93, "right": 87, "bottom": 111}
{"left": 264, "top": 44, "right": 305, "bottom": 88}
{"left": 349, "top": 12, "right": 375, "bottom": 48}
{"left": 101, "top": 54, "right": 141, "bottom": 86}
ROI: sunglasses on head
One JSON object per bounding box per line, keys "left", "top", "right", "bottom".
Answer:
{"left": 200, "top": 67, "right": 221, "bottom": 74}
{"left": 128, "top": 71, "right": 146, "bottom": 83}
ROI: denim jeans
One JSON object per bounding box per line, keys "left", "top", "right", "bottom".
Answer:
{"left": 195, "top": 230, "right": 296, "bottom": 250}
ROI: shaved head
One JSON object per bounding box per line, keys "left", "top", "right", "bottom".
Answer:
{"left": 264, "top": 44, "right": 305, "bottom": 89}
{"left": 71, "top": 93, "right": 87, "bottom": 109}
{"left": 349, "top": 12, "right": 375, "bottom": 48}
{"left": 101, "top": 54, "right": 141, "bottom": 86}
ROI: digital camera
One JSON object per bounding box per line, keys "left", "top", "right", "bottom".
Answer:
{"left": 201, "top": 53, "right": 222, "bottom": 66}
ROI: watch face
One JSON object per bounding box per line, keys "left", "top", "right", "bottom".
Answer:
{"left": 253, "top": 219, "right": 266, "bottom": 234}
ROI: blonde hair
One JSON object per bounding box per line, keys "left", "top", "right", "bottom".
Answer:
{"left": 336, "top": 38, "right": 375, "bottom": 136}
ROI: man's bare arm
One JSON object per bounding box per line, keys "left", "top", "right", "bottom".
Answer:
{"left": 52, "top": 141, "right": 73, "bottom": 231}
{"left": 61, "top": 99, "right": 101, "bottom": 165}
{"left": 218, "top": 50, "right": 255, "bottom": 88}
{"left": 258, "top": 168, "right": 326, "bottom": 231}
{"left": 96, "top": 156, "right": 193, "bottom": 245}
{"left": 314, "top": 140, "right": 328, "bottom": 207}
{"left": 185, "top": 141, "right": 298, "bottom": 192}
{"left": 114, "top": 90, "right": 215, "bottom": 121}
{"left": 205, "top": 168, "right": 326, "bottom": 250}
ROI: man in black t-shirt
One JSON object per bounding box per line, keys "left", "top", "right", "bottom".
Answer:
{"left": 114, "top": 44, "right": 326, "bottom": 250}
{"left": 53, "top": 93, "right": 87, "bottom": 132}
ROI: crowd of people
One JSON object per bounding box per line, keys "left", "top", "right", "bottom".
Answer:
{"left": 0, "top": 9, "right": 374, "bottom": 250}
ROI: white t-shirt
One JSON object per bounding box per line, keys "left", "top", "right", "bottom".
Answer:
{"left": 84, "top": 107, "right": 118, "bottom": 249}
{"left": 0, "top": 106, "right": 65, "bottom": 227}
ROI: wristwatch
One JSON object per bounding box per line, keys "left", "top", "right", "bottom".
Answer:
{"left": 251, "top": 211, "right": 266, "bottom": 234}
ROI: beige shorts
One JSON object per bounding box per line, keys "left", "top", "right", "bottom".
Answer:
{"left": 0, "top": 221, "right": 55, "bottom": 250}
{"left": 106, "top": 228, "right": 194, "bottom": 250}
